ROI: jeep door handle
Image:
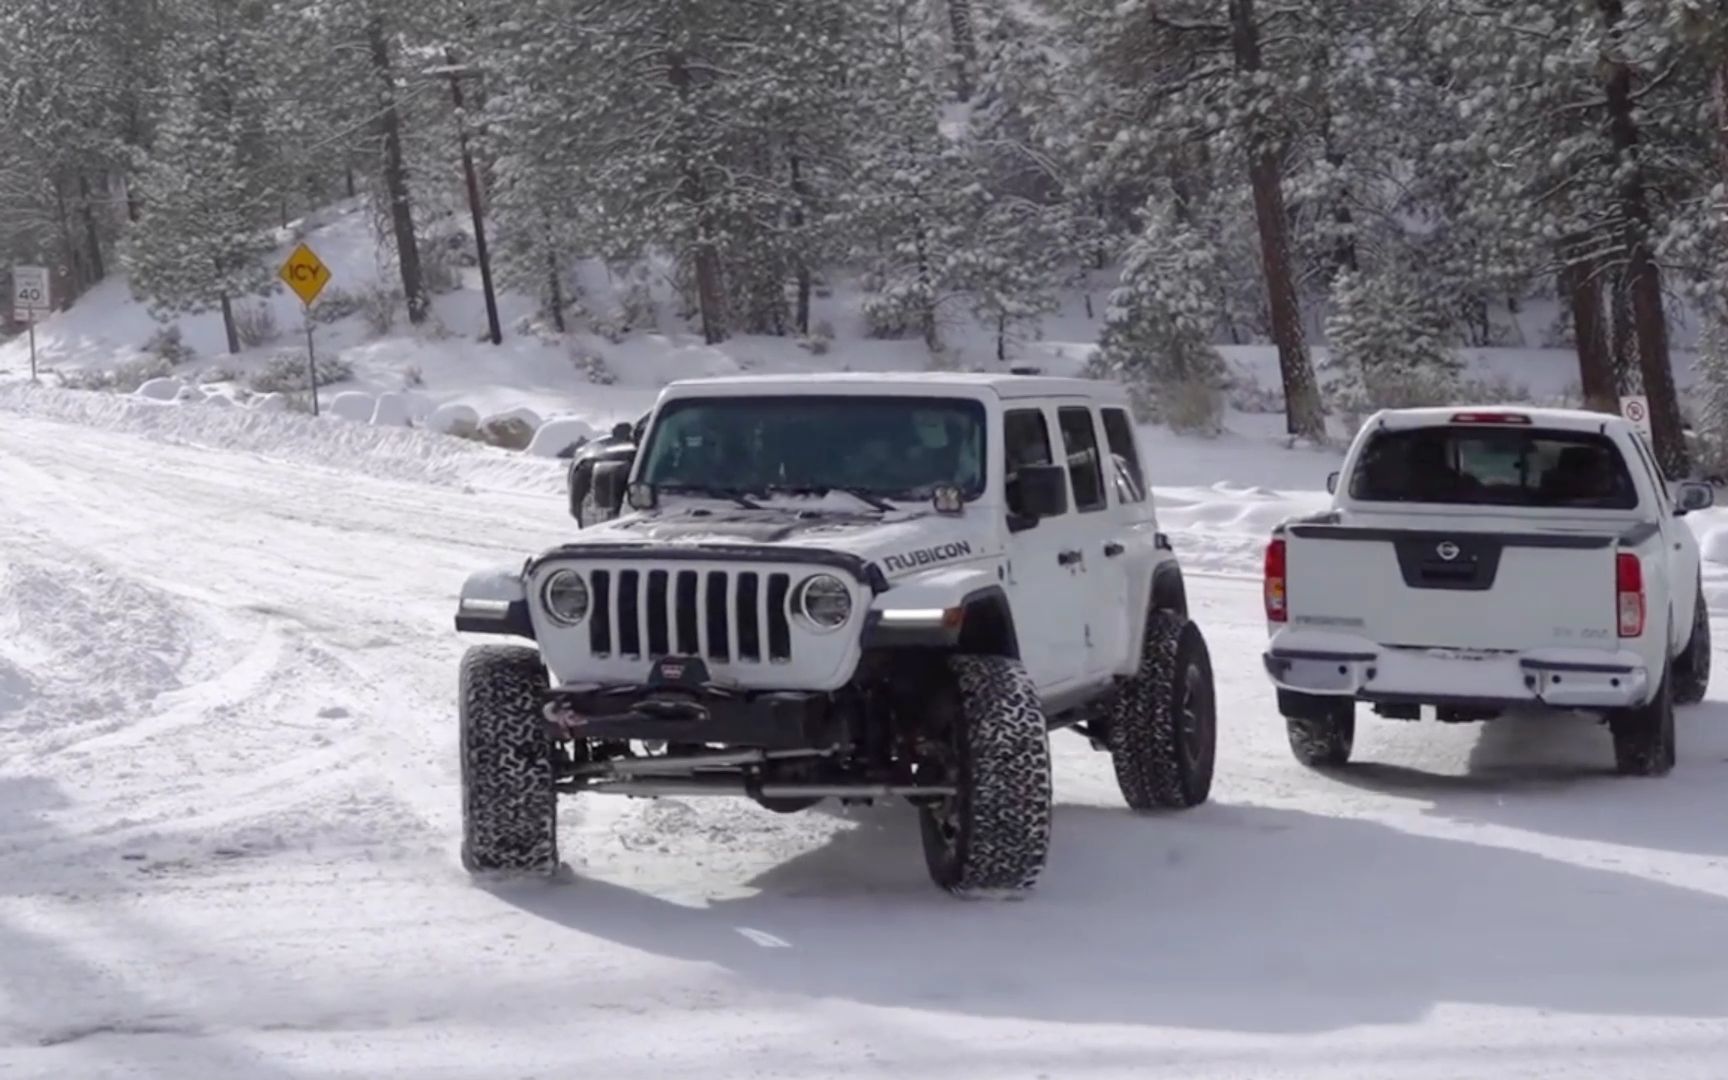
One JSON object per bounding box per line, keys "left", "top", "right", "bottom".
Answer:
{"left": 1103, "top": 542, "right": 1125, "bottom": 557}
{"left": 1058, "top": 550, "right": 1083, "bottom": 566}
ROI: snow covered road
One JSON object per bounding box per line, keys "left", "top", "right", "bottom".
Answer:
{"left": 5, "top": 393, "right": 1728, "bottom": 1078}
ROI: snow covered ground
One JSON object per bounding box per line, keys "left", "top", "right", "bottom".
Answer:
{"left": 5, "top": 383, "right": 1728, "bottom": 1078}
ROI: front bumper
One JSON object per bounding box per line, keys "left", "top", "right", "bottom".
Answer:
{"left": 543, "top": 683, "right": 849, "bottom": 751}
{"left": 1263, "top": 631, "right": 1650, "bottom": 710}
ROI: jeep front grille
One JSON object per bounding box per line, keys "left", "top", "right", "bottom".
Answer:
{"left": 587, "top": 568, "right": 793, "bottom": 663}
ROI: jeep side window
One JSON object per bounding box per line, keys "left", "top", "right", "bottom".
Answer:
{"left": 1004, "top": 408, "right": 1057, "bottom": 517}
{"left": 1057, "top": 406, "right": 1107, "bottom": 512}
{"left": 1101, "top": 407, "right": 1145, "bottom": 504}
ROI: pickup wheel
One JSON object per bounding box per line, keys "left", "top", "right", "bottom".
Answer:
{"left": 1107, "top": 611, "right": 1216, "bottom": 810}
{"left": 459, "top": 645, "right": 561, "bottom": 876}
{"left": 1673, "top": 584, "right": 1711, "bottom": 706}
{"left": 1280, "top": 690, "right": 1354, "bottom": 768}
{"left": 917, "top": 655, "right": 1053, "bottom": 896}
{"left": 1610, "top": 666, "right": 1676, "bottom": 776}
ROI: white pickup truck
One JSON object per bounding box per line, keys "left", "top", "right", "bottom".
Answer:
{"left": 1263, "top": 406, "right": 1714, "bottom": 776}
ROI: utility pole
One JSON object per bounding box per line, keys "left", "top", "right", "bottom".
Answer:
{"left": 441, "top": 57, "right": 502, "bottom": 346}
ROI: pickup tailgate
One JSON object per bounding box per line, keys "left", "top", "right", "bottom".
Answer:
{"left": 1282, "top": 523, "right": 1619, "bottom": 651}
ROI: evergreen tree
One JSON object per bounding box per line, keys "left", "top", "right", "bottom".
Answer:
{"left": 1096, "top": 196, "right": 1227, "bottom": 433}
{"left": 123, "top": 1, "right": 279, "bottom": 353}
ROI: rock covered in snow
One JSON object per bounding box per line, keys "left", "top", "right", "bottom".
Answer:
{"left": 203, "top": 393, "right": 235, "bottom": 408}
{"left": 527, "top": 416, "right": 596, "bottom": 458}
{"left": 250, "top": 393, "right": 289, "bottom": 413}
{"left": 328, "top": 391, "right": 376, "bottom": 423}
{"left": 175, "top": 385, "right": 208, "bottom": 403}
{"left": 428, "top": 403, "right": 480, "bottom": 438}
{"left": 478, "top": 407, "right": 541, "bottom": 450}
{"left": 136, "top": 377, "right": 185, "bottom": 402}
{"left": 371, "top": 392, "right": 411, "bottom": 427}
{"left": 400, "top": 392, "right": 433, "bottom": 423}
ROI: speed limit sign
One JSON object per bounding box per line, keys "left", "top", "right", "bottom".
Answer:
{"left": 1621, "top": 395, "right": 1652, "bottom": 437}
{"left": 12, "top": 265, "right": 49, "bottom": 322}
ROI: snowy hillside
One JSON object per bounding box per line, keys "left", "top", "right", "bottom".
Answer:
{"left": 5, "top": 379, "right": 1728, "bottom": 1077}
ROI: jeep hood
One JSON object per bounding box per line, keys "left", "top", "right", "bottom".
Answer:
{"left": 554, "top": 505, "right": 996, "bottom": 581}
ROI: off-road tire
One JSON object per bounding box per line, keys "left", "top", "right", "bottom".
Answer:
{"left": 1611, "top": 665, "right": 1676, "bottom": 776}
{"left": 1281, "top": 690, "right": 1355, "bottom": 768}
{"left": 1674, "top": 584, "right": 1711, "bottom": 706}
{"left": 1107, "top": 611, "right": 1217, "bottom": 809}
{"left": 460, "top": 645, "right": 560, "bottom": 875}
{"left": 918, "top": 655, "right": 1053, "bottom": 897}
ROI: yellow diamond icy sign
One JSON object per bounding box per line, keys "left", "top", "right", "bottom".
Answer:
{"left": 278, "top": 243, "right": 332, "bottom": 306}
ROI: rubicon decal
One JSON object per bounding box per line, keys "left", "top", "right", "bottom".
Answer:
{"left": 883, "top": 541, "right": 973, "bottom": 574}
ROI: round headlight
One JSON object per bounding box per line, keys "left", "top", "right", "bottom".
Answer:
{"left": 542, "top": 570, "right": 590, "bottom": 625}
{"left": 794, "top": 574, "right": 852, "bottom": 631}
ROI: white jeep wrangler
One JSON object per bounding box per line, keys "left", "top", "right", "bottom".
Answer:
{"left": 454, "top": 372, "right": 1217, "bottom": 895}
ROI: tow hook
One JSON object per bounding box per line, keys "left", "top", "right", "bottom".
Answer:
{"left": 543, "top": 700, "right": 586, "bottom": 740}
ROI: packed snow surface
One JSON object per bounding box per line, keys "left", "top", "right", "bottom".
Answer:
{"left": 4, "top": 384, "right": 1728, "bottom": 1079}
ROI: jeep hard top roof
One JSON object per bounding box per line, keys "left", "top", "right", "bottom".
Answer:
{"left": 657, "top": 371, "right": 1130, "bottom": 405}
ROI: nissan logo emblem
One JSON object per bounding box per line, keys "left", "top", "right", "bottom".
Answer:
{"left": 1436, "top": 540, "right": 1461, "bottom": 561}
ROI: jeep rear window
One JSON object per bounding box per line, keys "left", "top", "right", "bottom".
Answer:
{"left": 1348, "top": 427, "right": 1639, "bottom": 509}
{"left": 639, "top": 395, "right": 987, "bottom": 499}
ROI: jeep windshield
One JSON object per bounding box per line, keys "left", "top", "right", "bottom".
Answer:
{"left": 638, "top": 395, "right": 987, "bottom": 503}
{"left": 1348, "top": 426, "right": 1639, "bottom": 509}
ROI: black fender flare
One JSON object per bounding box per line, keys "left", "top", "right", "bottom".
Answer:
{"left": 860, "top": 585, "right": 1020, "bottom": 656}
{"left": 1151, "top": 561, "right": 1188, "bottom": 616}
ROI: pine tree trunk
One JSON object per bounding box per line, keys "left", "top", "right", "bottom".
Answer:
{"left": 668, "top": 50, "right": 727, "bottom": 345}
{"left": 546, "top": 241, "right": 566, "bottom": 334}
{"left": 1609, "top": 274, "right": 1641, "bottom": 395}
{"left": 790, "top": 153, "right": 811, "bottom": 336}
{"left": 1231, "top": 0, "right": 1324, "bottom": 440}
{"left": 366, "top": 16, "right": 427, "bottom": 325}
{"left": 1321, "top": 112, "right": 1357, "bottom": 281}
{"left": 1598, "top": 0, "right": 1687, "bottom": 475}
{"left": 77, "top": 176, "right": 106, "bottom": 283}
{"left": 945, "top": 0, "right": 978, "bottom": 101}
{"left": 220, "top": 292, "right": 241, "bottom": 355}
{"left": 54, "top": 179, "right": 84, "bottom": 297}
{"left": 1561, "top": 251, "right": 1616, "bottom": 412}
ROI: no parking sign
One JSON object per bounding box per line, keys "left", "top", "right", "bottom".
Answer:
{"left": 1621, "top": 395, "right": 1652, "bottom": 438}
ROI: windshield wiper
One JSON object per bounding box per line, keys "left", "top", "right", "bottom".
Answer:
{"left": 659, "top": 484, "right": 763, "bottom": 510}
{"left": 759, "top": 485, "right": 896, "bottom": 513}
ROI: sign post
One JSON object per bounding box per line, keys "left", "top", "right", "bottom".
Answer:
{"left": 277, "top": 243, "right": 333, "bottom": 415}
{"left": 12, "top": 265, "right": 50, "bottom": 382}
{"left": 1621, "top": 395, "right": 1652, "bottom": 439}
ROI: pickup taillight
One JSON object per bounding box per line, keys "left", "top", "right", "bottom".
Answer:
{"left": 1616, "top": 552, "right": 1645, "bottom": 638}
{"left": 1265, "top": 537, "right": 1287, "bottom": 622}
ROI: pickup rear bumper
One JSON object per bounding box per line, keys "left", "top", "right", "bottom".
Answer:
{"left": 1263, "top": 631, "right": 1651, "bottom": 711}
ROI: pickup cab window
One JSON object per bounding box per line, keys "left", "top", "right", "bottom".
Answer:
{"left": 1348, "top": 427, "right": 1638, "bottom": 510}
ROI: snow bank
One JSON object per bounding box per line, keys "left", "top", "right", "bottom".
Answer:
{"left": 0, "top": 382, "right": 564, "bottom": 495}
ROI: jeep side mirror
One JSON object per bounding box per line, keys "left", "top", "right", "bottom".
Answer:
{"left": 1326, "top": 471, "right": 1339, "bottom": 494}
{"left": 1011, "top": 464, "right": 1069, "bottom": 523}
{"left": 591, "top": 459, "right": 632, "bottom": 512}
{"left": 612, "top": 421, "right": 633, "bottom": 440}
{"left": 1675, "top": 481, "right": 1714, "bottom": 515}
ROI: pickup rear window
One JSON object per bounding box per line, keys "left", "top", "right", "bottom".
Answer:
{"left": 1348, "top": 427, "right": 1639, "bottom": 509}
